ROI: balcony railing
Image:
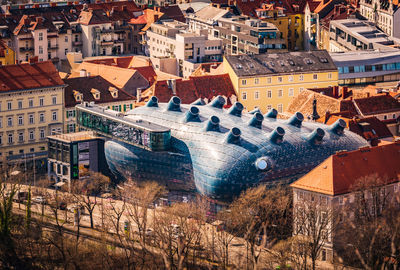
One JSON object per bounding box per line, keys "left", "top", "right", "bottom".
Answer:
{"left": 48, "top": 45, "right": 59, "bottom": 50}
{"left": 101, "top": 40, "right": 114, "bottom": 46}
{"left": 73, "top": 41, "right": 83, "bottom": 46}
{"left": 20, "top": 47, "right": 34, "bottom": 52}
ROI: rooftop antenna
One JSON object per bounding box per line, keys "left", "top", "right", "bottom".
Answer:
{"left": 311, "top": 97, "right": 320, "bottom": 121}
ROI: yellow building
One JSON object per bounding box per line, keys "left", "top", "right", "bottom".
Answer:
{"left": 0, "top": 61, "right": 65, "bottom": 165}
{"left": 224, "top": 50, "right": 338, "bottom": 114}
{"left": 254, "top": 5, "right": 304, "bottom": 51}
{"left": 0, "top": 40, "right": 15, "bottom": 65}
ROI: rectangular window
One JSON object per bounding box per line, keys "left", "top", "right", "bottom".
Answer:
{"left": 0, "top": 134, "right": 2, "bottom": 145}
{"left": 278, "top": 89, "right": 283, "bottom": 97}
{"left": 39, "top": 32, "right": 43, "bottom": 41}
{"left": 7, "top": 101, "right": 11, "bottom": 110}
{"left": 299, "top": 74, "right": 304, "bottom": 81}
{"left": 267, "top": 105, "right": 272, "bottom": 110}
{"left": 255, "top": 91, "right": 259, "bottom": 99}
{"left": 313, "top": 74, "right": 318, "bottom": 80}
{"left": 65, "top": 36, "right": 68, "bottom": 42}
{"left": 52, "top": 96, "right": 57, "bottom": 105}
{"left": 39, "top": 98, "right": 44, "bottom": 106}
{"left": 242, "top": 92, "right": 247, "bottom": 100}
{"left": 267, "top": 77, "right": 272, "bottom": 83}
{"left": 277, "top": 104, "right": 283, "bottom": 113}
{"left": 277, "top": 77, "right": 283, "bottom": 83}
{"left": 254, "top": 78, "right": 259, "bottom": 84}
{"left": 39, "top": 113, "right": 45, "bottom": 123}
{"left": 18, "top": 132, "right": 24, "bottom": 143}
{"left": 29, "top": 131, "right": 34, "bottom": 141}
{"left": 288, "top": 75, "right": 293, "bottom": 82}
{"left": 267, "top": 90, "right": 272, "bottom": 98}
{"left": 289, "top": 88, "right": 294, "bottom": 97}
{"left": 7, "top": 117, "right": 12, "bottom": 127}
{"left": 40, "top": 129, "right": 45, "bottom": 139}
{"left": 18, "top": 100, "right": 23, "bottom": 109}
{"left": 18, "top": 115, "right": 23, "bottom": 125}
{"left": 242, "top": 79, "right": 247, "bottom": 85}
{"left": 0, "top": 117, "right": 2, "bottom": 128}
{"left": 29, "top": 99, "right": 33, "bottom": 107}
{"left": 8, "top": 133, "right": 13, "bottom": 144}
{"left": 328, "top": 73, "right": 332, "bottom": 79}
{"left": 39, "top": 46, "right": 43, "bottom": 54}
{"left": 29, "top": 114, "right": 34, "bottom": 124}
{"left": 299, "top": 87, "right": 304, "bottom": 93}
{"left": 52, "top": 111, "right": 57, "bottom": 121}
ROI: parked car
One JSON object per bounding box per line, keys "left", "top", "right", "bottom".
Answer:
{"left": 32, "top": 196, "right": 47, "bottom": 205}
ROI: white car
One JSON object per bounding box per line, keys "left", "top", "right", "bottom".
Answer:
{"left": 32, "top": 196, "right": 47, "bottom": 205}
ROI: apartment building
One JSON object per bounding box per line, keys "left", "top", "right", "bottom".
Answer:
{"left": 0, "top": 1, "right": 145, "bottom": 61}
{"left": 146, "top": 20, "right": 223, "bottom": 78}
{"left": 329, "top": 19, "right": 400, "bottom": 52}
{"left": 359, "top": 0, "right": 400, "bottom": 38}
{"left": 0, "top": 61, "right": 65, "bottom": 163}
{"left": 214, "top": 15, "right": 285, "bottom": 55}
{"left": 291, "top": 142, "right": 400, "bottom": 263}
{"left": 331, "top": 50, "right": 400, "bottom": 85}
{"left": 0, "top": 39, "right": 15, "bottom": 65}
{"left": 224, "top": 50, "right": 338, "bottom": 113}
{"left": 63, "top": 75, "right": 136, "bottom": 133}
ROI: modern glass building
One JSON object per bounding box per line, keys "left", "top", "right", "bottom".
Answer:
{"left": 76, "top": 96, "right": 368, "bottom": 201}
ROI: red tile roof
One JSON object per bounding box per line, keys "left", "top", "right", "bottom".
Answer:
{"left": 78, "top": 9, "right": 111, "bottom": 25}
{"left": 129, "top": 14, "right": 147, "bottom": 24}
{"left": 86, "top": 56, "right": 134, "bottom": 68}
{"left": 354, "top": 94, "right": 400, "bottom": 115}
{"left": 236, "top": 0, "right": 295, "bottom": 17}
{"left": 63, "top": 76, "right": 135, "bottom": 108}
{"left": 133, "top": 66, "right": 157, "bottom": 85}
{"left": 291, "top": 141, "right": 400, "bottom": 196}
{"left": 0, "top": 61, "right": 64, "bottom": 92}
{"left": 144, "top": 74, "right": 236, "bottom": 105}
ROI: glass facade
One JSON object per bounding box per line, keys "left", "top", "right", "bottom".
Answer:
{"left": 101, "top": 96, "right": 369, "bottom": 201}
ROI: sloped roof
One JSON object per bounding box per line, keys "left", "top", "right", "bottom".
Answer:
{"left": 191, "top": 62, "right": 224, "bottom": 76}
{"left": 133, "top": 66, "right": 157, "bottom": 85}
{"left": 64, "top": 76, "right": 135, "bottom": 108}
{"left": 129, "top": 14, "right": 147, "bottom": 24}
{"left": 235, "top": 0, "right": 295, "bottom": 17}
{"left": 291, "top": 141, "right": 400, "bottom": 195}
{"left": 78, "top": 9, "right": 111, "bottom": 25}
{"left": 142, "top": 74, "right": 236, "bottom": 104}
{"left": 193, "top": 5, "right": 230, "bottom": 21}
{"left": 0, "top": 61, "right": 64, "bottom": 92}
{"left": 354, "top": 94, "right": 400, "bottom": 115}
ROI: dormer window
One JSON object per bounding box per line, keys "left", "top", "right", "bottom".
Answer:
{"left": 90, "top": 88, "right": 100, "bottom": 100}
{"left": 73, "top": 90, "right": 83, "bottom": 102}
{"left": 109, "top": 87, "right": 118, "bottom": 98}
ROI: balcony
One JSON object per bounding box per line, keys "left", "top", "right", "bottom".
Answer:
{"left": 73, "top": 41, "right": 83, "bottom": 46}
{"left": 19, "top": 47, "right": 34, "bottom": 52}
{"left": 101, "top": 40, "right": 114, "bottom": 46}
{"left": 48, "top": 44, "right": 59, "bottom": 50}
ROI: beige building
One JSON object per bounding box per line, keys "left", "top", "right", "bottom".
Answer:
{"left": 0, "top": 61, "right": 65, "bottom": 163}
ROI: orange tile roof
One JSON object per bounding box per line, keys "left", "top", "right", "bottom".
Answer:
{"left": 129, "top": 14, "right": 147, "bottom": 24}
{"left": 354, "top": 94, "right": 400, "bottom": 115}
{"left": 0, "top": 61, "right": 64, "bottom": 92}
{"left": 291, "top": 141, "right": 400, "bottom": 195}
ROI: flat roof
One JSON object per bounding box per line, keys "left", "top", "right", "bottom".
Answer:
{"left": 48, "top": 131, "right": 101, "bottom": 143}
{"left": 330, "top": 50, "right": 400, "bottom": 66}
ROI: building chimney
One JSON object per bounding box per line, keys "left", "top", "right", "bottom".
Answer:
{"left": 342, "top": 86, "right": 348, "bottom": 99}
{"left": 80, "top": 69, "right": 87, "bottom": 77}
{"left": 137, "top": 88, "right": 142, "bottom": 102}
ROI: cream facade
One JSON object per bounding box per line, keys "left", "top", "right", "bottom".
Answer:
{"left": 0, "top": 85, "right": 65, "bottom": 160}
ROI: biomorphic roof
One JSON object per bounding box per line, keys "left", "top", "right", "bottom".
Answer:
{"left": 291, "top": 141, "right": 400, "bottom": 195}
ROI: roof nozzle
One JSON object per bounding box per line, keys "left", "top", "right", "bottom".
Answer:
{"left": 225, "top": 127, "right": 241, "bottom": 144}
{"left": 248, "top": 108, "right": 261, "bottom": 114}
{"left": 248, "top": 112, "right": 264, "bottom": 129}
{"left": 287, "top": 112, "right": 304, "bottom": 128}
{"left": 166, "top": 96, "right": 181, "bottom": 112}
{"left": 329, "top": 119, "right": 346, "bottom": 135}
{"left": 269, "top": 126, "right": 285, "bottom": 144}
{"left": 209, "top": 95, "right": 226, "bottom": 109}
{"left": 307, "top": 128, "right": 325, "bottom": 145}
{"left": 205, "top": 115, "right": 220, "bottom": 132}
{"left": 191, "top": 98, "right": 206, "bottom": 106}
{"left": 227, "top": 102, "right": 244, "bottom": 117}
{"left": 184, "top": 106, "right": 200, "bottom": 122}
{"left": 265, "top": 108, "right": 278, "bottom": 119}
{"left": 146, "top": 96, "right": 158, "bottom": 107}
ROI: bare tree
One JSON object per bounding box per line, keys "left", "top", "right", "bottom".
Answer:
{"left": 336, "top": 174, "right": 400, "bottom": 269}
{"left": 68, "top": 171, "right": 110, "bottom": 229}
{"left": 227, "top": 184, "right": 292, "bottom": 270}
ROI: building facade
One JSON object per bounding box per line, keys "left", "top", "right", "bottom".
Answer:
{"left": 0, "top": 61, "right": 65, "bottom": 163}
{"left": 224, "top": 50, "right": 339, "bottom": 113}
{"left": 0, "top": 40, "right": 15, "bottom": 65}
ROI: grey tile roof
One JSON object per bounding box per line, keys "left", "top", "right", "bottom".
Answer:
{"left": 225, "top": 50, "right": 338, "bottom": 77}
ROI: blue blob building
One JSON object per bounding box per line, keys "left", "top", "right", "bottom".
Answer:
{"left": 77, "top": 96, "right": 368, "bottom": 201}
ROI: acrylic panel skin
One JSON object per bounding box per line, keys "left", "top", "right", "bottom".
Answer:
{"left": 103, "top": 96, "right": 368, "bottom": 201}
